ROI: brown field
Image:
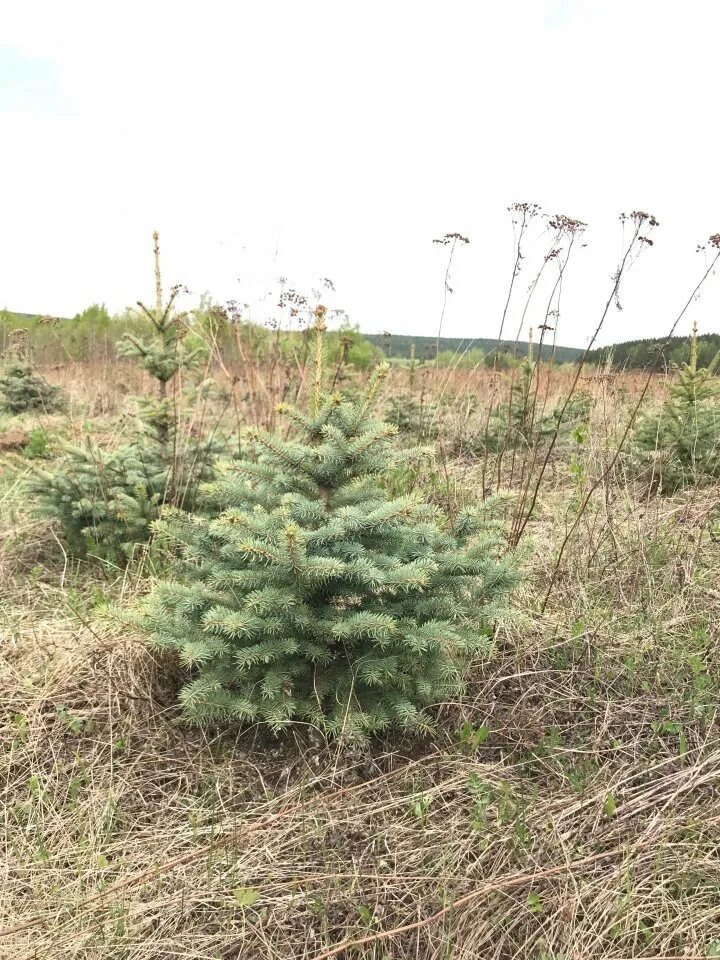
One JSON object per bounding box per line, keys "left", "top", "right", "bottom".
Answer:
{"left": 1, "top": 352, "right": 719, "bottom": 960}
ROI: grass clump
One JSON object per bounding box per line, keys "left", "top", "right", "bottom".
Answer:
{"left": 22, "top": 426, "right": 52, "bottom": 459}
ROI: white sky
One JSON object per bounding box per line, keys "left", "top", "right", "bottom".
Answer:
{"left": 1, "top": 0, "right": 719, "bottom": 348}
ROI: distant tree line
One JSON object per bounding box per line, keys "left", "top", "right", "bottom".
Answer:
{"left": 585, "top": 334, "right": 720, "bottom": 371}
{"left": 365, "top": 333, "right": 583, "bottom": 366}
{"left": 0, "top": 306, "right": 383, "bottom": 371}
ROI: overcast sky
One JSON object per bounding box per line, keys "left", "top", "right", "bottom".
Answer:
{"left": 1, "top": 0, "right": 719, "bottom": 348}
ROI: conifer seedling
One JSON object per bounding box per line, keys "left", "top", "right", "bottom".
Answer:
{"left": 633, "top": 322, "right": 720, "bottom": 492}
{"left": 0, "top": 358, "right": 65, "bottom": 414}
{"left": 30, "top": 233, "right": 221, "bottom": 563}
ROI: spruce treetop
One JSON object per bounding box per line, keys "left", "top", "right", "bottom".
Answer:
{"left": 116, "top": 233, "right": 204, "bottom": 387}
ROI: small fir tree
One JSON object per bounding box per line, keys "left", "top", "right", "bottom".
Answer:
{"left": 632, "top": 323, "right": 720, "bottom": 493}
{"left": 486, "top": 345, "right": 593, "bottom": 457}
{"left": 485, "top": 350, "right": 537, "bottom": 453}
{"left": 131, "top": 333, "right": 518, "bottom": 738}
{"left": 0, "top": 358, "right": 65, "bottom": 414}
{"left": 115, "top": 232, "right": 205, "bottom": 483}
{"left": 30, "top": 233, "right": 222, "bottom": 563}
{"left": 31, "top": 440, "right": 174, "bottom": 560}
{"left": 386, "top": 394, "right": 439, "bottom": 442}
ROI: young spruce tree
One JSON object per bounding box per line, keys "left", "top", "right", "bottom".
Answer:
{"left": 0, "top": 329, "right": 65, "bottom": 414}
{"left": 30, "top": 233, "right": 220, "bottom": 563}
{"left": 632, "top": 322, "right": 720, "bottom": 493}
{"left": 133, "top": 317, "right": 518, "bottom": 738}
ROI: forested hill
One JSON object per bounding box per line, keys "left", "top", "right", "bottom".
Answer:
{"left": 8, "top": 307, "right": 717, "bottom": 371}
{"left": 364, "top": 333, "right": 583, "bottom": 363}
{"left": 585, "top": 334, "right": 720, "bottom": 370}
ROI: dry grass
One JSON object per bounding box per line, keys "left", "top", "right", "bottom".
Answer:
{"left": 1, "top": 358, "right": 720, "bottom": 959}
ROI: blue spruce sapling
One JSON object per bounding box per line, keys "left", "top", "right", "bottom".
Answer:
{"left": 133, "top": 322, "right": 518, "bottom": 738}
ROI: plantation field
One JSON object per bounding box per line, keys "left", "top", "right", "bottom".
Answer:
{"left": 2, "top": 327, "right": 720, "bottom": 960}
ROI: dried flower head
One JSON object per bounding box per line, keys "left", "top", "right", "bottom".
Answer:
{"left": 620, "top": 211, "right": 659, "bottom": 228}
{"left": 548, "top": 214, "right": 587, "bottom": 235}
{"left": 432, "top": 232, "right": 470, "bottom": 246}
{"left": 508, "top": 202, "right": 541, "bottom": 217}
